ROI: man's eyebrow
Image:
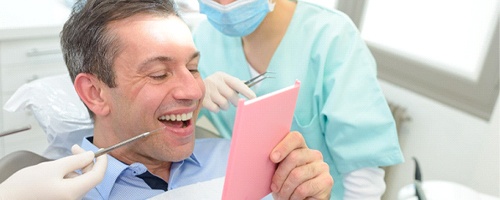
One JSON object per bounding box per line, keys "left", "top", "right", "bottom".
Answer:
{"left": 137, "top": 56, "right": 173, "bottom": 73}
{"left": 137, "top": 51, "right": 200, "bottom": 72}
{"left": 189, "top": 51, "right": 200, "bottom": 62}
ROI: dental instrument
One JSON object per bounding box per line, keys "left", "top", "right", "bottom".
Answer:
{"left": 94, "top": 126, "right": 166, "bottom": 157}
{"left": 0, "top": 125, "right": 31, "bottom": 138}
{"left": 244, "top": 72, "right": 274, "bottom": 88}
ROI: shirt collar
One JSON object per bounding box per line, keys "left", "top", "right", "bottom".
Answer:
{"left": 81, "top": 136, "right": 202, "bottom": 199}
{"left": 185, "top": 153, "right": 201, "bottom": 166}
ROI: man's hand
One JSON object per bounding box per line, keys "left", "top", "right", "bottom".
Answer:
{"left": 203, "top": 72, "right": 256, "bottom": 112}
{"left": 270, "top": 131, "right": 333, "bottom": 200}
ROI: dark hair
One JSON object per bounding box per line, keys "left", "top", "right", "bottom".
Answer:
{"left": 60, "top": 0, "right": 178, "bottom": 117}
{"left": 61, "top": 0, "right": 178, "bottom": 86}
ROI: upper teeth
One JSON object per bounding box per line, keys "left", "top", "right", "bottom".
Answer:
{"left": 159, "top": 112, "right": 193, "bottom": 121}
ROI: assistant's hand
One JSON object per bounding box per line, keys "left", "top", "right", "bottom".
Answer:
{"left": 0, "top": 144, "right": 107, "bottom": 200}
{"left": 203, "top": 72, "right": 256, "bottom": 112}
{"left": 270, "top": 132, "right": 333, "bottom": 200}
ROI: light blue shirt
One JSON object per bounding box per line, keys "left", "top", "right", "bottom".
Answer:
{"left": 193, "top": 1, "right": 404, "bottom": 199}
{"left": 81, "top": 136, "right": 230, "bottom": 200}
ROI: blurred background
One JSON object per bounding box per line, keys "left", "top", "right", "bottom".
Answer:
{"left": 0, "top": 0, "right": 497, "bottom": 199}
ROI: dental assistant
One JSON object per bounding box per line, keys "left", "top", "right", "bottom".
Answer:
{"left": 193, "top": 0, "right": 404, "bottom": 199}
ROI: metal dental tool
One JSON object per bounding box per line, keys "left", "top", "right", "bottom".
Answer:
{"left": 0, "top": 125, "right": 31, "bottom": 138}
{"left": 244, "top": 71, "right": 274, "bottom": 88}
{"left": 94, "top": 126, "right": 166, "bottom": 157}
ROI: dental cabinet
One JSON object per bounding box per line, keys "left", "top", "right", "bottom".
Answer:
{"left": 0, "top": 0, "right": 70, "bottom": 157}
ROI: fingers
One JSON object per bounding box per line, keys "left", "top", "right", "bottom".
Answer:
{"left": 281, "top": 162, "right": 332, "bottom": 200}
{"left": 93, "top": 152, "right": 108, "bottom": 174}
{"left": 270, "top": 131, "right": 307, "bottom": 163}
{"left": 71, "top": 153, "right": 107, "bottom": 186}
{"left": 203, "top": 73, "right": 232, "bottom": 111}
{"left": 203, "top": 72, "right": 256, "bottom": 112}
{"left": 297, "top": 173, "right": 333, "bottom": 200}
{"left": 270, "top": 132, "right": 309, "bottom": 197}
{"left": 270, "top": 132, "right": 333, "bottom": 199}
{"left": 211, "top": 84, "right": 234, "bottom": 109}
{"left": 72, "top": 144, "right": 94, "bottom": 173}
{"left": 204, "top": 90, "right": 231, "bottom": 111}
{"left": 202, "top": 96, "right": 222, "bottom": 113}
{"left": 54, "top": 149, "right": 95, "bottom": 177}
{"left": 71, "top": 143, "right": 86, "bottom": 154}
{"left": 271, "top": 149, "right": 323, "bottom": 198}
{"left": 223, "top": 75, "right": 256, "bottom": 101}
{"left": 67, "top": 153, "right": 108, "bottom": 198}
{"left": 214, "top": 74, "right": 243, "bottom": 107}
{"left": 65, "top": 145, "right": 108, "bottom": 197}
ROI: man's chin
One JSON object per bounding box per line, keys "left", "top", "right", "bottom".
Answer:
{"left": 168, "top": 143, "right": 196, "bottom": 162}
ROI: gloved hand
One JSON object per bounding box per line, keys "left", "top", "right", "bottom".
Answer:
{"left": 203, "top": 72, "right": 256, "bottom": 113}
{"left": 0, "top": 144, "right": 107, "bottom": 200}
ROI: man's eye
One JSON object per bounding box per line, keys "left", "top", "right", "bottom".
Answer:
{"left": 150, "top": 74, "right": 167, "bottom": 80}
{"left": 188, "top": 69, "right": 199, "bottom": 74}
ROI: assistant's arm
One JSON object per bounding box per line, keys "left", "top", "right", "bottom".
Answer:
{"left": 343, "top": 167, "right": 386, "bottom": 200}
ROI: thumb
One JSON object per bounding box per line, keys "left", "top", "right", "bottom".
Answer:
{"left": 53, "top": 151, "right": 95, "bottom": 176}
{"left": 66, "top": 153, "right": 107, "bottom": 193}
{"left": 72, "top": 144, "right": 95, "bottom": 173}
{"left": 63, "top": 154, "right": 107, "bottom": 200}
{"left": 71, "top": 144, "right": 87, "bottom": 154}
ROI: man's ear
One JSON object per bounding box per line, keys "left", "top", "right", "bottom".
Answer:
{"left": 74, "top": 73, "right": 111, "bottom": 116}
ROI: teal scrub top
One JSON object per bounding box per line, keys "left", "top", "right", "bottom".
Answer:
{"left": 193, "top": 1, "right": 404, "bottom": 198}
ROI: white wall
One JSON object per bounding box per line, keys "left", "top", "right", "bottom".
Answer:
{"left": 379, "top": 79, "right": 500, "bottom": 199}
{"left": 301, "top": 0, "right": 337, "bottom": 8}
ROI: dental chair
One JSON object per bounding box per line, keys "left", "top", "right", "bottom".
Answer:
{"left": 0, "top": 150, "right": 50, "bottom": 183}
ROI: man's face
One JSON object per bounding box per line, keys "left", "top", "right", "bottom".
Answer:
{"left": 103, "top": 14, "right": 204, "bottom": 163}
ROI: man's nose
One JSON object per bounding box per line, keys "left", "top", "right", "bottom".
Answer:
{"left": 171, "top": 70, "right": 203, "bottom": 100}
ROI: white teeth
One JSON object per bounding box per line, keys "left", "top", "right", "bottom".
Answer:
{"left": 159, "top": 112, "right": 193, "bottom": 121}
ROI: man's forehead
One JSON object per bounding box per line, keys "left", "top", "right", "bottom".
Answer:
{"left": 107, "top": 13, "right": 179, "bottom": 31}
{"left": 108, "top": 14, "right": 192, "bottom": 47}
{"left": 108, "top": 13, "right": 197, "bottom": 67}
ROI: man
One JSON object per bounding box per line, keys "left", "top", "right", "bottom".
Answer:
{"left": 60, "top": 0, "right": 333, "bottom": 199}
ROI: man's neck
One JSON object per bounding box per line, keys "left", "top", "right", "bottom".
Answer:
{"left": 92, "top": 122, "right": 172, "bottom": 181}
{"left": 111, "top": 150, "right": 172, "bottom": 181}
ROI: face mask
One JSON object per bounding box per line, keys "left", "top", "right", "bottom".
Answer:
{"left": 198, "top": 0, "right": 275, "bottom": 37}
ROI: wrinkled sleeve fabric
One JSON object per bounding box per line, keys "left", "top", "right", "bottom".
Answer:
{"left": 319, "top": 21, "right": 403, "bottom": 173}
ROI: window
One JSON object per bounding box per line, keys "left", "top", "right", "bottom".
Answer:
{"left": 336, "top": 0, "right": 499, "bottom": 120}
{"left": 302, "top": 0, "right": 337, "bottom": 9}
